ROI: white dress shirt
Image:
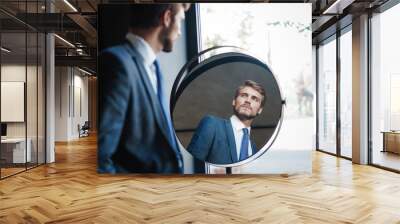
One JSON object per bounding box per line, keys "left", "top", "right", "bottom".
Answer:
{"left": 230, "top": 115, "right": 253, "bottom": 159}
{"left": 126, "top": 32, "right": 158, "bottom": 94}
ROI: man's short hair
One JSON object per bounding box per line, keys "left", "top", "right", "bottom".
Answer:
{"left": 234, "top": 80, "right": 266, "bottom": 107}
{"left": 129, "top": 4, "right": 190, "bottom": 29}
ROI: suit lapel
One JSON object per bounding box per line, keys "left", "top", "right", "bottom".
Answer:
{"left": 225, "top": 120, "right": 238, "bottom": 163}
{"left": 125, "top": 43, "right": 174, "bottom": 149}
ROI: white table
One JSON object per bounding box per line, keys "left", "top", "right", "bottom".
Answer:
{"left": 1, "top": 138, "right": 31, "bottom": 163}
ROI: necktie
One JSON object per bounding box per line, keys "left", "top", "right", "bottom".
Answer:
{"left": 153, "top": 60, "right": 183, "bottom": 172}
{"left": 239, "top": 128, "right": 249, "bottom": 161}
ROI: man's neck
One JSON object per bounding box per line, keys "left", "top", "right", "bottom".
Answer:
{"left": 240, "top": 119, "right": 252, "bottom": 128}
{"left": 233, "top": 114, "right": 252, "bottom": 127}
{"left": 129, "top": 28, "right": 162, "bottom": 54}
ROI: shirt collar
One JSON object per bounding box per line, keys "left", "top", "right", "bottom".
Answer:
{"left": 230, "top": 115, "right": 251, "bottom": 134}
{"left": 126, "top": 32, "right": 156, "bottom": 66}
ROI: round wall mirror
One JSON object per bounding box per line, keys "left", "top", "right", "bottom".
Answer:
{"left": 171, "top": 46, "right": 284, "bottom": 167}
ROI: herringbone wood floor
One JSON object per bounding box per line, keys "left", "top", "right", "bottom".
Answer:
{"left": 1, "top": 135, "right": 400, "bottom": 223}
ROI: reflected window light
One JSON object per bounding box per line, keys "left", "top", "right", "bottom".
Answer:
{"left": 54, "top": 34, "right": 75, "bottom": 48}
{"left": 77, "top": 67, "right": 93, "bottom": 76}
{"left": 1, "top": 47, "right": 11, "bottom": 53}
{"left": 63, "top": 0, "right": 78, "bottom": 12}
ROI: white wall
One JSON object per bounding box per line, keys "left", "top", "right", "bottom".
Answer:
{"left": 1, "top": 65, "right": 38, "bottom": 138}
{"left": 55, "top": 67, "right": 89, "bottom": 141}
{"left": 1, "top": 65, "right": 26, "bottom": 136}
{"left": 71, "top": 72, "right": 89, "bottom": 138}
{"left": 55, "top": 66, "right": 69, "bottom": 141}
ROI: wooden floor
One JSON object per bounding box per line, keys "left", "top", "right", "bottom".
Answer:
{"left": 1, "top": 163, "right": 44, "bottom": 178}
{"left": 1, "top": 135, "right": 400, "bottom": 223}
{"left": 1, "top": 167, "right": 26, "bottom": 178}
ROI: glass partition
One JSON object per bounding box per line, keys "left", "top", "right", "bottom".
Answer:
{"left": 339, "top": 28, "right": 352, "bottom": 158}
{"left": 0, "top": 1, "right": 46, "bottom": 179}
{"left": 1, "top": 30, "right": 28, "bottom": 177}
{"left": 317, "top": 36, "right": 337, "bottom": 155}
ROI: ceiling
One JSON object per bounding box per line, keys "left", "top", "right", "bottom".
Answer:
{"left": 0, "top": 0, "right": 393, "bottom": 74}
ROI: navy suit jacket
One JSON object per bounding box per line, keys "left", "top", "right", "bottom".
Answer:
{"left": 98, "top": 40, "right": 182, "bottom": 173}
{"left": 187, "top": 115, "right": 257, "bottom": 165}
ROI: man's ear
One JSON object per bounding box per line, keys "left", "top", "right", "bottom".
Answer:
{"left": 161, "top": 9, "right": 172, "bottom": 27}
{"left": 232, "top": 99, "right": 235, "bottom": 107}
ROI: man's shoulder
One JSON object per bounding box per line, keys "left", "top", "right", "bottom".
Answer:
{"left": 100, "top": 43, "right": 138, "bottom": 61}
{"left": 99, "top": 43, "right": 144, "bottom": 83}
{"left": 201, "top": 115, "right": 227, "bottom": 125}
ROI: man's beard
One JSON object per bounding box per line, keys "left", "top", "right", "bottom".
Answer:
{"left": 233, "top": 107, "right": 258, "bottom": 121}
{"left": 160, "top": 26, "right": 174, "bottom": 52}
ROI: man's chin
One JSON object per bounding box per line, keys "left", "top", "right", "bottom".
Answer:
{"left": 162, "top": 48, "right": 172, "bottom": 53}
{"left": 162, "top": 40, "right": 174, "bottom": 52}
{"left": 236, "top": 112, "right": 256, "bottom": 121}
{"left": 163, "top": 48, "right": 172, "bottom": 53}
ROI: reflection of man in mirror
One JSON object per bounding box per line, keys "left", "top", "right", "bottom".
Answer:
{"left": 98, "top": 4, "right": 190, "bottom": 173}
{"left": 187, "top": 80, "right": 266, "bottom": 164}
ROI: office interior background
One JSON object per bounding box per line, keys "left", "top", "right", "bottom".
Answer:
{"left": 0, "top": 0, "right": 400, "bottom": 222}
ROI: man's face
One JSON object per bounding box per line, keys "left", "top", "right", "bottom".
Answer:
{"left": 160, "top": 6, "right": 185, "bottom": 52}
{"left": 232, "top": 86, "right": 263, "bottom": 120}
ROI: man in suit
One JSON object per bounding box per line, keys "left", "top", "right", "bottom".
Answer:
{"left": 187, "top": 80, "right": 266, "bottom": 165}
{"left": 98, "top": 4, "right": 190, "bottom": 173}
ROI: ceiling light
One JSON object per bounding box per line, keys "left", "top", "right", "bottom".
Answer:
{"left": 63, "top": 0, "right": 78, "bottom": 12}
{"left": 76, "top": 49, "right": 85, "bottom": 55}
{"left": 1, "top": 47, "right": 11, "bottom": 53}
{"left": 54, "top": 34, "right": 75, "bottom": 48}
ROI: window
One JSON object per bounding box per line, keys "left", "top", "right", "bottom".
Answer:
{"left": 317, "top": 36, "right": 337, "bottom": 155}
{"left": 371, "top": 3, "right": 400, "bottom": 171}
{"left": 197, "top": 3, "right": 313, "bottom": 173}
{"left": 340, "top": 28, "right": 352, "bottom": 158}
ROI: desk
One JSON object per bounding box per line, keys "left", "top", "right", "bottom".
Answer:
{"left": 382, "top": 131, "right": 400, "bottom": 154}
{"left": 1, "top": 138, "right": 31, "bottom": 163}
